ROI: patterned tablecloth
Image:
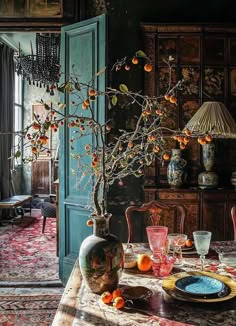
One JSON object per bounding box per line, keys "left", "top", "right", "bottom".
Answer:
{"left": 72, "top": 241, "right": 236, "bottom": 326}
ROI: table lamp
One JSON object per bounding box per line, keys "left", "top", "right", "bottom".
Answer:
{"left": 183, "top": 101, "right": 236, "bottom": 189}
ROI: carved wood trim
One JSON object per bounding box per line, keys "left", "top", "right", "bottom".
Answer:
{"left": 141, "top": 24, "right": 202, "bottom": 33}
{"left": 141, "top": 24, "right": 236, "bottom": 34}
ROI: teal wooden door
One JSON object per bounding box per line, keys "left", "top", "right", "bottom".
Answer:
{"left": 59, "top": 14, "right": 106, "bottom": 285}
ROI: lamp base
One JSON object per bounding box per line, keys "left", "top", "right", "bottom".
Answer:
{"left": 198, "top": 171, "right": 219, "bottom": 189}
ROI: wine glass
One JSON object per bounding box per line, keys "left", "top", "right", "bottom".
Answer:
{"left": 146, "top": 226, "right": 168, "bottom": 257}
{"left": 167, "top": 233, "right": 187, "bottom": 266}
{"left": 193, "top": 231, "right": 212, "bottom": 271}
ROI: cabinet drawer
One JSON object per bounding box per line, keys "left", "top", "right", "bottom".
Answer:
{"left": 203, "top": 193, "right": 226, "bottom": 201}
{"left": 159, "top": 192, "right": 198, "bottom": 200}
{"left": 228, "top": 192, "right": 236, "bottom": 200}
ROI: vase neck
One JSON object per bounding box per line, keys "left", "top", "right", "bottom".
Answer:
{"left": 171, "top": 149, "right": 181, "bottom": 157}
{"left": 92, "top": 214, "right": 111, "bottom": 236}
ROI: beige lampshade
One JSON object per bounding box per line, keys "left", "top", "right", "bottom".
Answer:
{"left": 183, "top": 101, "right": 236, "bottom": 138}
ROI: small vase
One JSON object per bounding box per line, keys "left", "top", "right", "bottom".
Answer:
{"left": 79, "top": 213, "right": 124, "bottom": 294}
{"left": 202, "top": 143, "right": 215, "bottom": 172}
{"left": 167, "top": 149, "right": 187, "bottom": 188}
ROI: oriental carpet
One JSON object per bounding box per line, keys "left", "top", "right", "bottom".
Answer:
{"left": 0, "top": 290, "right": 62, "bottom": 326}
{"left": 0, "top": 209, "right": 59, "bottom": 282}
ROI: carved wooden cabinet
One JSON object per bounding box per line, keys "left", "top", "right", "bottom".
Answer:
{"left": 144, "top": 188, "right": 236, "bottom": 241}
{"left": 141, "top": 24, "right": 236, "bottom": 188}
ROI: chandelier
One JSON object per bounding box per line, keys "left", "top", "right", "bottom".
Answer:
{"left": 16, "top": 33, "right": 60, "bottom": 95}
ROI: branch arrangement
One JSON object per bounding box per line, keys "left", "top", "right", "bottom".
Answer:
{"left": 12, "top": 51, "right": 212, "bottom": 218}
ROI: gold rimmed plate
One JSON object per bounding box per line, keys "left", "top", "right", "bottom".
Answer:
{"left": 162, "top": 271, "right": 236, "bottom": 303}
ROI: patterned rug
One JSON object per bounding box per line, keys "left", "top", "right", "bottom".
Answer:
{"left": 0, "top": 292, "right": 62, "bottom": 326}
{"left": 0, "top": 210, "right": 59, "bottom": 281}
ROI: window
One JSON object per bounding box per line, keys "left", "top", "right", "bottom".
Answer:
{"left": 14, "top": 72, "right": 23, "bottom": 166}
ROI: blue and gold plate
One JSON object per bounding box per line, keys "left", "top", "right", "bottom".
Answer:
{"left": 175, "top": 275, "right": 224, "bottom": 296}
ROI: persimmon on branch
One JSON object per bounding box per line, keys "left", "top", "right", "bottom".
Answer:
{"left": 10, "top": 50, "right": 210, "bottom": 217}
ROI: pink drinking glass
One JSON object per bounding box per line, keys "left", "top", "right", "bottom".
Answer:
{"left": 151, "top": 254, "right": 176, "bottom": 277}
{"left": 146, "top": 226, "right": 168, "bottom": 256}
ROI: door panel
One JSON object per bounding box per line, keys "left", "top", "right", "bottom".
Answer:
{"left": 59, "top": 14, "right": 106, "bottom": 285}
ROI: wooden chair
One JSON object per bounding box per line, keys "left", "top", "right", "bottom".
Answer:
{"left": 230, "top": 206, "right": 236, "bottom": 240}
{"left": 125, "top": 200, "right": 186, "bottom": 243}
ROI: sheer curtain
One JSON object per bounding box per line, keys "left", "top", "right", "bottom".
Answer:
{"left": 0, "top": 43, "right": 15, "bottom": 204}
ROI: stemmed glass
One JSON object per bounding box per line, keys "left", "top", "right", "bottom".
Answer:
{"left": 193, "top": 231, "right": 212, "bottom": 271}
{"left": 167, "top": 233, "right": 187, "bottom": 266}
{"left": 146, "top": 226, "right": 168, "bottom": 257}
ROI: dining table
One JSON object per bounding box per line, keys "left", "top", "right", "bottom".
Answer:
{"left": 51, "top": 241, "right": 236, "bottom": 326}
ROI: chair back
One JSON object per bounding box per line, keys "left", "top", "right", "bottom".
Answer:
{"left": 125, "top": 200, "right": 186, "bottom": 243}
{"left": 231, "top": 206, "right": 236, "bottom": 240}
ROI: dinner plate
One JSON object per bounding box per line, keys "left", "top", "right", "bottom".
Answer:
{"left": 162, "top": 271, "right": 236, "bottom": 303}
{"left": 175, "top": 275, "right": 224, "bottom": 296}
{"left": 169, "top": 246, "right": 197, "bottom": 255}
{"left": 182, "top": 245, "right": 195, "bottom": 251}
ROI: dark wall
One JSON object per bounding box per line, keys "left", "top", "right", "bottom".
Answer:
{"left": 85, "top": 1, "right": 236, "bottom": 241}
{"left": 87, "top": 0, "right": 235, "bottom": 57}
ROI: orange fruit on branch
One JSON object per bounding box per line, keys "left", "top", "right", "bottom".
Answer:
{"left": 132, "top": 57, "right": 139, "bottom": 65}
{"left": 163, "top": 153, "right": 170, "bottom": 160}
{"left": 169, "top": 95, "right": 177, "bottom": 104}
{"left": 164, "top": 93, "right": 171, "bottom": 101}
{"left": 137, "top": 254, "right": 152, "bottom": 272}
{"left": 144, "top": 63, "right": 153, "bottom": 72}
{"left": 89, "top": 89, "right": 96, "bottom": 96}
{"left": 184, "top": 129, "right": 191, "bottom": 136}
{"left": 32, "top": 122, "right": 40, "bottom": 130}
{"left": 86, "top": 219, "right": 94, "bottom": 227}
{"left": 83, "top": 99, "right": 90, "bottom": 107}
{"left": 205, "top": 134, "right": 213, "bottom": 142}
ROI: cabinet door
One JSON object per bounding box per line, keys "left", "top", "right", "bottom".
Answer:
{"left": 202, "top": 202, "right": 226, "bottom": 241}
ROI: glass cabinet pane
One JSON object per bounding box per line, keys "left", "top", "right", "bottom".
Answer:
{"left": 158, "top": 67, "right": 177, "bottom": 95}
{"left": 230, "top": 68, "right": 236, "bottom": 96}
{"left": 203, "top": 38, "right": 225, "bottom": 65}
{"left": 180, "top": 36, "right": 200, "bottom": 64}
{"left": 203, "top": 67, "right": 225, "bottom": 97}
{"left": 230, "top": 39, "right": 236, "bottom": 65}
{"left": 158, "top": 38, "right": 177, "bottom": 62}
{"left": 181, "top": 99, "right": 200, "bottom": 127}
{"left": 181, "top": 67, "right": 200, "bottom": 96}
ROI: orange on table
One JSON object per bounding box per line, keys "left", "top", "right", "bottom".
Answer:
{"left": 101, "top": 291, "right": 113, "bottom": 304}
{"left": 112, "top": 288, "right": 123, "bottom": 299}
{"left": 137, "top": 254, "right": 152, "bottom": 272}
{"left": 113, "top": 296, "right": 125, "bottom": 309}
{"left": 185, "top": 239, "right": 193, "bottom": 247}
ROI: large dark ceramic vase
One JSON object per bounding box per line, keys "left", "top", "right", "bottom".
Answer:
{"left": 167, "top": 149, "right": 187, "bottom": 188}
{"left": 79, "top": 213, "right": 124, "bottom": 294}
